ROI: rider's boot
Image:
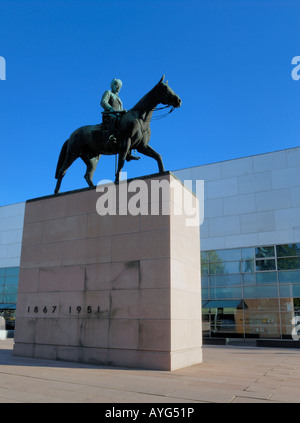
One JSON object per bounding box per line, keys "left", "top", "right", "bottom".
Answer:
{"left": 126, "top": 153, "right": 140, "bottom": 162}
{"left": 108, "top": 134, "right": 117, "bottom": 144}
{"left": 103, "top": 130, "right": 117, "bottom": 148}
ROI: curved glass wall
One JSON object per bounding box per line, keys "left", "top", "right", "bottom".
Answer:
{"left": 0, "top": 267, "right": 18, "bottom": 330}
{"left": 202, "top": 243, "right": 300, "bottom": 339}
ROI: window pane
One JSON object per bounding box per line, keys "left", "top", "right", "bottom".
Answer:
{"left": 255, "top": 246, "right": 275, "bottom": 258}
{"left": 256, "top": 272, "right": 277, "bottom": 284}
{"left": 294, "top": 298, "right": 300, "bottom": 313}
{"left": 4, "top": 276, "right": 19, "bottom": 285}
{"left": 279, "top": 297, "right": 296, "bottom": 312}
{"left": 209, "top": 274, "right": 241, "bottom": 287}
{"left": 278, "top": 270, "right": 300, "bottom": 284}
{"left": 244, "top": 325, "right": 280, "bottom": 338}
{"left": 3, "top": 294, "right": 17, "bottom": 303}
{"left": 209, "top": 261, "right": 240, "bottom": 274}
{"left": 242, "top": 273, "right": 255, "bottom": 285}
{"left": 5, "top": 267, "right": 19, "bottom": 277}
{"left": 201, "top": 251, "right": 209, "bottom": 263}
{"left": 201, "top": 262, "right": 208, "bottom": 275}
{"left": 202, "top": 288, "right": 209, "bottom": 300}
{"left": 244, "top": 298, "right": 279, "bottom": 311}
{"left": 255, "top": 259, "right": 276, "bottom": 271}
{"left": 242, "top": 247, "right": 254, "bottom": 260}
{"left": 241, "top": 260, "right": 254, "bottom": 273}
{"left": 210, "top": 286, "right": 242, "bottom": 299}
{"left": 201, "top": 275, "right": 208, "bottom": 287}
{"left": 209, "top": 249, "right": 241, "bottom": 262}
{"left": 278, "top": 257, "right": 300, "bottom": 270}
{"left": 276, "top": 243, "right": 300, "bottom": 257}
{"left": 4, "top": 285, "right": 18, "bottom": 295}
{"left": 244, "top": 285, "right": 277, "bottom": 298}
{"left": 208, "top": 262, "right": 225, "bottom": 274}
{"left": 279, "top": 284, "right": 300, "bottom": 298}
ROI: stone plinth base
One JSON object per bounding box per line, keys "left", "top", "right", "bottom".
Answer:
{"left": 13, "top": 172, "right": 202, "bottom": 370}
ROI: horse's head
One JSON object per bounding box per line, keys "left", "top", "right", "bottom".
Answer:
{"left": 156, "top": 75, "right": 182, "bottom": 108}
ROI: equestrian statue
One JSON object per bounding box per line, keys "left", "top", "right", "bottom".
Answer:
{"left": 54, "top": 75, "right": 182, "bottom": 194}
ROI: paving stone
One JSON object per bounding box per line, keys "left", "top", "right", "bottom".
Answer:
{"left": 0, "top": 339, "right": 299, "bottom": 403}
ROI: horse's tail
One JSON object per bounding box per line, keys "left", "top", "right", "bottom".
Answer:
{"left": 55, "top": 139, "right": 68, "bottom": 179}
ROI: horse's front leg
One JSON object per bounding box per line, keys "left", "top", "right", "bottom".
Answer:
{"left": 115, "top": 138, "right": 131, "bottom": 183}
{"left": 137, "top": 144, "right": 165, "bottom": 173}
{"left": 82, "top": 155, "right": 100, "bottom": 187}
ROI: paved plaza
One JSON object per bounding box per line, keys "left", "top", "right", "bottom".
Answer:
{"left": 0, "top": 339, "right": 299, "bottom": 403}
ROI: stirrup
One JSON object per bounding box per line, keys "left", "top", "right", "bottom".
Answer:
{"left": 109, "top": 134, "right": 117, "bottom": 143}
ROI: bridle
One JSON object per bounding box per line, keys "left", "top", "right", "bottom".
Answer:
{"left": 151, "top": 104, "right": 175, "bottom": 120}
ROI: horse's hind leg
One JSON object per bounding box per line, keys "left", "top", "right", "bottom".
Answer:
{"left": 137, "top": 145, "right": 165, "bottom": 173}
{"left": 54, "top": 175, "right": 63, "bottom": 194}
{"left": 54, "top": 153, "right": 78, "bottom": 194}
{"left": 82, "top": 155, "right": 100, "bottom": 187}
{"left": 115, "top": 139, "right": 131, "bottom": 183}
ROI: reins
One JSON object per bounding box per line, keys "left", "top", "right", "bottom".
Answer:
{"left": 103, "top": 104, "right": 175, "bottom": 122}
{"left": 151, "top": 105, "right": 175, "bottom": 120}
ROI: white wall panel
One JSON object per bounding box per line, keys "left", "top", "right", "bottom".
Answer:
{"left": 173, "top": 146, "right": 300, "bottom": 251}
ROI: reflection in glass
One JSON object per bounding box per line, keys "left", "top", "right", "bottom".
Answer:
{"left": 4, "top": 276, "right": 19, "bottom": 285}
{"left": 242, "top": 273, "right": 255, "bottom": 285}
{"left": 294, "top": 297, "right": 300, "bottom": 313}
{"left": 256, "top": 272, "right": 277, "bottom": 284}
{"left": 243, "top": 298, "right": 280, "bottom": 338}
{"left": 255, "top": 246, "right": 275, "bottom": 258}
{"left": 202, "top": 300, "right": 245, "bottom": 338}
{"left": 5, "top": 267, "right": 19, "bottom": 277}
{"left": 244, "top": 285, "right": 277, "bottom": 299}
{"left": 244, "top": 325, "right": 280, "bottom": 338}
{"left": 201, "top": 251, "right": 209, "bottom": 263}
{"left": 241, "top": 260, "right": 254, "bottom": 273}
{"left": 209, "top": 261, "right": 240, "bottom": 274}
{"left": 277, "top": 257, "right": 300, "bottom": 270}
{"left": 201, "top": 276, "right": 209, "bottom": 287}
{"left": 279, "top": 297, "right": 295, "bottom": 312}
{"left": 3, "top": 294, "right": 17, "bottom": 303}
{"left": 208, "top": 262, "right": 225, "bottom": 274}
{"left": 202, "top": 244, "right": 300, "bottom": 339}
{"left": 255, "top": 259, "right": 276, "bottom": 271}
{"left": 209, "top": 286, "right": 242, "bottom": 299}
{"left": 209, "top": 274, "right": 241, "bottom": 287}
{"left": 209, "top": 248, "right": 241, "bottom": 262}
{"left": 241, "top": 247, "right": 254, "bottom": 260}
{"left": 4, "top": 285, "right": 18, "bottom": 294}
{"left": 201, "top": 262, "right": 208, "bottom": 275}
{"left": 278, "top": 270, "right": 300, "bottom": 284}
{"left": 202, "top": 288, "right": 209, "bottom": 300}
{"left": 279, "top": 284, "right": 300, "bottom": 298}
{"left": 276, "top": 243, "right": 300, "bottom": 257}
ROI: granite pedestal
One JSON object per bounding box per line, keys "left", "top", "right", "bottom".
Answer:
{"left": 13, "top": 172, "right": 202, "bottom": 370}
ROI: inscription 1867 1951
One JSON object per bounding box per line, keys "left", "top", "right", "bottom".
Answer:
{"left": 27, "top": 305, "right": 103, "bottom": 316}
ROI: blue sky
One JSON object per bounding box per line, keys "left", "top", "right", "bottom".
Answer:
{"left": 0, "top": 0, "right": 299, "bottom": 205}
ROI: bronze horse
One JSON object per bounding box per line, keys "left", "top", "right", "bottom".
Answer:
{"left": 54, "top": 76, "right": 182, "bottom": 194}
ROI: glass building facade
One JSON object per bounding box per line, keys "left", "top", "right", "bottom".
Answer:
{"left": 202, "top": 243, "right": 300, "bottom": 339}
{"left": 0, "top": 267, "right": 19, "bottom": 329}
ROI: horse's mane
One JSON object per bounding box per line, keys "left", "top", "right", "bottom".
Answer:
{"left": 131, "top": 83, "right": 158, "bottom": 111}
